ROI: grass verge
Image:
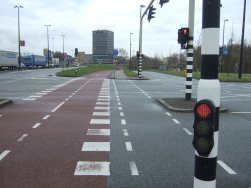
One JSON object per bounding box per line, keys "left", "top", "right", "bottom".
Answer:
{"left": 154, "top": 70, "right": 251, "bottom": 82}
{"left": 56, "top": 65, "right": 118, "bottom": 77}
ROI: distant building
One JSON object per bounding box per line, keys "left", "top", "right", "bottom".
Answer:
{"left": 92, "top": 30, "right": 114, "bottom": 64}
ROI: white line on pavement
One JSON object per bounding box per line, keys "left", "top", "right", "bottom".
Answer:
{"left": 126, "top": 142, "right": 133, "bottom": 151}
{"left": 172, "top": 119, "right": 180, "bottom": 124}
{"left": 0, "top": 150, "right": 11, "bottom": 161}
{"left": 123, "top": 129, "right": 129, "bottom": 136}
{"left": 43, "top": 115, "right": 50, "bottom": 120}
{"left": 32, "top": 123, "right": 41, "bottom": 128}
{"left": 183, "top": 128, "right": 193, "bottom": 135}
{"left": 17, "top": 134, "right": 28, "bottom": 141}
{"left": 217, "top": 160, "right": 237, "bottom": 174}
{"left": 129, "top": 161, "right": 139, "bottom": 175}
{"left": 121, "top": 119, "right": 126, "bottom": 125}
{"left": 51, "top": 102, "right": 65, "bottom": 112}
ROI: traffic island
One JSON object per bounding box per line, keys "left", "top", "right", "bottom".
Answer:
{"left": 157, "top": 98, "right": 227, "bottom": 113}
{"left": 0, "top": 99, "right": 12, "bottom": 108}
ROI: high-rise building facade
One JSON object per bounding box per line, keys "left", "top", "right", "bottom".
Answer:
{"left": 92, "top": 30, "right": 114, "bottom": 64}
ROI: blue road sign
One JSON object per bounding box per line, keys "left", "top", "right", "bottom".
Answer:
{"left": 223, "top": 50, "right": 228, "bottom": 54}
{"left": 113, "top": 50, "right": 119, "bottom": 56}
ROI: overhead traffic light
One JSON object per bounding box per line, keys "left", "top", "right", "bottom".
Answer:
{"left": 148, "top": 5, "right": 156, "bottom": 22}
{"left": 159, "top": 0, "right": 170, "bottom": 7}
{"left": 192, "top": 100, "right": 216, "bottom": 157}
{"left": 137, "top": 51, "right": 140, "bottom": 58}
{"left": 177, "top": 28, "right": 189, "bottom": 49}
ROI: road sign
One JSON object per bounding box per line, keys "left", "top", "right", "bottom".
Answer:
{"left": 223, "top": 50, "right": 228, "bottom": 54}
{"left": 113, "top": 50, "right": 118, "bottom": 56}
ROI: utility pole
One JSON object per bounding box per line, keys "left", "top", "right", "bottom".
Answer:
{"left": 185, "top": 0, "right": 195, "bottom": 101}
{"left": 238, "top": 0, "right": 246, "bottom": 79}
{"left": 193, "top": 1, "right": 221, "bottom": 187}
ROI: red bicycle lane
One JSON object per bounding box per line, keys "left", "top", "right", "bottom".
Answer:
{"left": 0, "top": 70, "right": 113, "bottom": 188}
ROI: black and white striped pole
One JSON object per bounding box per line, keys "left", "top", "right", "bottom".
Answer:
{"left": 138, "top": 55, "right": 142, "bottom": 79}
{"left": 185, "top": 0, "right": 195, "bottom": 101}
{"left": 193, "top": 1, "right": 221, "bottom": 187}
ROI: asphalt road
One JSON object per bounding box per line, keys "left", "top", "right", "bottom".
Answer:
{"left": 0, "top": 69, "right": 250, "bottom": 187}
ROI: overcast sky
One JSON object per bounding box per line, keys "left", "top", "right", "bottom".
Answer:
{"left": 0, "top": 0, "right": 250, "bottom": 57}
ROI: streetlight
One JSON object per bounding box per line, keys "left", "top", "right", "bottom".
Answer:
{"left": 61, "top": 35, "right": 65, "bottom": 67}
{"left": 14, "top": 5, "right": 23, "bottom": 70}
{"left": 45, "top": 25, "right": 51, "bottom": 68}
{"left": 130, "top": 33, "right": 133, "bottom": 70}
{"left": 221, "top": 19, "right": 228, "bottom": 73}
{"left": 52, "top": 38, "right": 54, "bottom": 52}
{"left": 239, "top": 0, "right": 246, "bottom": 79}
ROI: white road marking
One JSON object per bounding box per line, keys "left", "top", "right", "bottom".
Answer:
{"left": 129, "top": 161, "right": 139, "bottom": 175}
{"left": 120, "top": 112, "right": 124, "bottom": 116}
{"left": 230, "top": 112, "right": 251, "bottom": 114}
{"left": 183, "top": 128, "right": 193, "bottom": 135}
{"left": 172, "top": 119, "right": 180, "bottom": 124}
{"left": 30, "top": 95, "right": 42, "bottom": 98}
{"left": 97, "top": 98, "right": 110, "bottom": 101}
{"left": 36, "top": 92, "right": 47, "bottom": 95}
{"left": 90, "top": 119, "right": 110, "bottom": 124}
{"left": 41, "top": 90, "right": 52, "bottom": 93}
{"left": 95, "top": 106, "right": 110, "bottom": 110}
{"left": 32, "top": 123, "right": 41, "bottom": 128}
{"left": 123, "top": 129, "right": 129, "bottom": 136}
{"left": 165, "top": 112, "right": 172, "bottom": 116}
{"left": 119, "top": 107, "right": 122, "bottom": 110}
{"left": 118, "top": 102, "right": 121, "bottom": 105}
{"left": 17, "top": 134, "right": 28, "bottom": 141}
{"left": 74, "top": 161, "right": 110, "bottom": 176}
{"left": 217, "top": 160, "right": 237, "bottom": 174}
{"left": 51, "top": 102, "right": 65, "bottom": 112}
{"left": 87, "top": 129, "right": 110, "bottom": 136}
{"left": 23, "top": 98, "right": 36, "bottom": 101}
{"left": 43, "top": 115, "right": 50, "bottom": 120}
{"left": 93, "top": 112, "right": 110, "bottom": 116}
{"left": 121, "top": 119, "right": 126, "bottom": 125}
{"left": 82, "top": 142, "right": 110, "bottom": 151}
{"left": 0, "top": 150, "right": 11, "bottom": 161}
{"left": 126, "top": 142, "right": 133, "bottom": 151}
{"left": 96, "top": 102, "right": 110, "bottom": 105}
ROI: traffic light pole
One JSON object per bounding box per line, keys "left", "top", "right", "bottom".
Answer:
{"left": 194, "top": 1, "right": 221, "bottom": 187}
{"left": 138, "top": 0, "right": 155, "bottom": 79}
{"left": 185, "top": 0, "right": 195, "bottom": 101}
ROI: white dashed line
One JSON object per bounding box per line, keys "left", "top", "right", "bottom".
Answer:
{"left": 217, "top": 160, "right": 237, "bottom": 174}
{"left": 165, "top": 112, "right": 172, "bottom": 116}
{"left": 87, "top": 129, "right": 110, "bottom": 136}
{"left": 123, "top": 129, "right": 129, "bottom": 136}
{"left": 17, "top": 134, "right": 28, "bottom": 141}
{"left": 51, "top": 102, "right": 65, "bottom": 112}
{"left": 32, "top": 123, "right": 41, "bottom": 128}
{"left": 129, "top": 161, "right": 139, "bottom": 175}
{"left": 74, "top": 161, "right": 110, "bottom": 176}
{"left": 120, "top": 112, "right": 124, "bottom": 116}
{"left": 126, "top": 142, "right": 133, "bottom": 151}
{"left": 90, "top": 119, "right": 110, "bottom": 124}
{"left": 93, "top": 112, "right": 110, "bottom": 116}
{"left": 183, "top": 128, "right": 193, "bottom": 135}
{"left": 0, "top": 150, "right": 11, "bottom": 161}
{"left": 121, "top": 119, "right": 126, "bottom": 125}
{"left": 172, "top": 119, "right": 180, "bottom": 124}
{"left": 43, "top": 115, "right": 50, "bottom": 120}
{"left": 82, "top": 142, "right": 110, "bottom": 151}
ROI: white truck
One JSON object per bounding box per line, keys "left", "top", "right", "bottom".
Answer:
{"left": 0, "top": 50, "right": 19, "bottom": 70}
{"left": 52, "top": 58, "right": 59, "bottom": 67}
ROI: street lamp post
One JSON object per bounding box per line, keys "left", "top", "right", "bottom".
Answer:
{"left": 45, "top": 25, "right": 51, "bottom": 68}
{"left": 14, "top": 5, "right": 23, "bottom": 70}
{"left": 130, "top": 33, "right": 133, "bottom": 70}
{"left": 239, "top": 0, "right": 246, "bottom": 79}
{"left": 61, "top": 35, "right": 65, "bottom": 68}
{"left": 221, "top": 19, "right": 228, "bottom": 73}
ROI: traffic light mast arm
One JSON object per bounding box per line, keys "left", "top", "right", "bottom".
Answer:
{"left": 140, "top": 0, "right": 155, "bottom": 20}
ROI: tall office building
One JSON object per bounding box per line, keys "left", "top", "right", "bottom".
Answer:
{"left": 92, "top": 30, "right": 114, "bottom": 64}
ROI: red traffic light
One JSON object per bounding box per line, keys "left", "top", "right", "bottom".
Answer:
{"left": 196, "top": 103, "right": 213, "bottom": 118}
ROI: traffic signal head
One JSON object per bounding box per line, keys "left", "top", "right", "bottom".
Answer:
{"left": 177, "top": 28, "right": 189, "bottom": 49}
{"left": 219, "top": 47, "right": 223, "bottom": 56}
{"left": 192, "top": 100, "right": 216, "bottom": 157}
{"left": 148, "top": 5, "right": 156, "bottom": 22}
{"left": 75, "top": 48, "right": 78, "bottom": 56}
{"left": 137, "top": 51, "right": 140, "bottom": 57}
{"left": 159, "top": 0, "right": 170, "bottom": 7}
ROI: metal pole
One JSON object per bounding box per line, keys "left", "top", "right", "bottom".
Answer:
{"left": 238, "top": 0, "right": 246, "bottom": 78}
{"left": 185, "top": 0, "right": 195, "bottom": 101}
{"left": 45, "top": 25, "right": 51, "bottom": 68}
{"left": 221, "top": 19, "right": 228, "bottom": 73}
{"left": 61, "top": 35, "right": 65, "bottom": 70}
{"left": 14, "top": 6, "right": 23, "bottom": 70}
{"left": 130, "top": 33, "right": 133, "bottom": 70}
{"left": 194, "top": 1, "right": 221, "bottom": 187}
